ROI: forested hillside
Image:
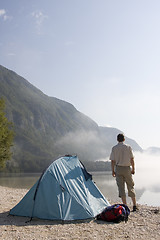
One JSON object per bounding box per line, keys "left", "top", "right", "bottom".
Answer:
{"left": 0, "top": 65, "right": 142, "bottom": 172}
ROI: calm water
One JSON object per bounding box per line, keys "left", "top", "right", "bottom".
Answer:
{"left": 0, "top": 165, "right": 160, "bottom": 207}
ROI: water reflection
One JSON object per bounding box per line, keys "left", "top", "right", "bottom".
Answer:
{"left": 0, "top": 171, "right": 158, "bottom": 206}
{"left": 134, "top": 151, "right": 160, "bottom": 206}
{"left": 92, "top": 172, "right": 147, "bottom": 205}
{"left": 92, "top": 172, "right": 119, "bottom": 202}
{"left": 0, "top": 173, "right": 40, "bottom": 189}
{"left": 0, "top": 151, "right": 160, "bottom": 207}
{"left": 92, "top": 151, "right": 160, "bottom": 206}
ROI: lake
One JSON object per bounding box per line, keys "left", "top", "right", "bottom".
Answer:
{"left": 0, "top": 152, "right": 160, "bottom": 207}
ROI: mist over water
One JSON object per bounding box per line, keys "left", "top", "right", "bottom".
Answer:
{"left": 0, "top": 149, "right": 159, "bottom": 206}
{"left": 134, "top": 152, "right": 160, "bottom": 189}
{"left": 134, "top": 151, "right": 160, "bottom": 206}
{"left": 55, "top": 130, "right": 109, "bottom": 160}
{"left": 56, "top": 130, "right": 160, "bottom": 205}
{"left": 93, "top": 151, "right": 160, "bottom": 207}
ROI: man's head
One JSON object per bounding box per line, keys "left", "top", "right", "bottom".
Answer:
{"left": 117, "top": 133, "right": 125, "bottom": 142}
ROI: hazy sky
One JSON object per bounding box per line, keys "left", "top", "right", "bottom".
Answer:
{"left": 0, "top": 0, "right": 160, "bottom": 149}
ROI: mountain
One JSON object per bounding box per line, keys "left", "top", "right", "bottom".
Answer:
{"left": 99, "top": 126, "right": 142, "bottom": 152}
{"left": 0, "top": 65, "right": 142, "bottom": 172}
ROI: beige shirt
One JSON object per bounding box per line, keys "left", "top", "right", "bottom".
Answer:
{"left": 110, "top": 142, "right": 134, "bottom": 166}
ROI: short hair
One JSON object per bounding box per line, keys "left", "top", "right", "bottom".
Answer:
{"left": 117, "top": 133, "right": 125, "bottom": 142}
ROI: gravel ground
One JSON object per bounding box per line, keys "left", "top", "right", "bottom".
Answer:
{"left": 0, "top": 186, "right": 160, "bottom": 240}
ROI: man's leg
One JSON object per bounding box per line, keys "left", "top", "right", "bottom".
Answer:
{"left": 125, "top": 167, "right": 137, "bottom": 210}
{"left": 121, "top": 195, "right": 127, "bottom": 205}
{"left": 116, "top": 166, "right": 126, "bottom": 203}
{"left": 131, "top": 196, "right": 136, "bottom": 206}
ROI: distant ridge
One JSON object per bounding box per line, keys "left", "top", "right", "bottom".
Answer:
{"left": 0, "top": 65, "right": 142, "bottom": 172}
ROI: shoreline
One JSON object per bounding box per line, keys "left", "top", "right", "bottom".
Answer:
{"left": 0, "top": 186, "right": 160, "bottom": 240}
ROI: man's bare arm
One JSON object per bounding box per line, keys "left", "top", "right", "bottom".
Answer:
{"left": 111, "top": 160, "right": 116, "bottom": 177}
{"left": 131, "top": 157, "right": 135, "bottom": 174}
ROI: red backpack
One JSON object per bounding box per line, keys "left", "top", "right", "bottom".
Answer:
{"left": 96, "top": 204, "right": 130, "bottom": 223}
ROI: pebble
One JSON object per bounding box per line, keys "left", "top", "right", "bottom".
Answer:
{"left": 0, "top": 186, "right": 160, "bottom": 240}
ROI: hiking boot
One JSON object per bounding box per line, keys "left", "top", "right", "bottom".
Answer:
{"left": 133, "top": 206, "right": 137, "bottom": 212}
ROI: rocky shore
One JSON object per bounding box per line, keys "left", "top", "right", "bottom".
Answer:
{"left": 0, "top": 186, "right": 160, "bottom": 240}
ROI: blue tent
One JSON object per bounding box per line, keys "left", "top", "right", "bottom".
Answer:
{"left": 10, "top": 155, "right": 110, "bottom": 221}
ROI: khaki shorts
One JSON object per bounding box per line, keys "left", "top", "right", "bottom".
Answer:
{"left": 115, "top": 165, "right": 136, "bottom": 198}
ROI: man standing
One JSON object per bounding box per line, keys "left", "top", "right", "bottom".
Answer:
{"left": 110, "top": 133, "right": 137, "bottom": 211}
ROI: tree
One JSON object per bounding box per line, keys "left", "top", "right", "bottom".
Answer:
{"left": 0, "top": 98, "right": 14, "bottom": 169}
